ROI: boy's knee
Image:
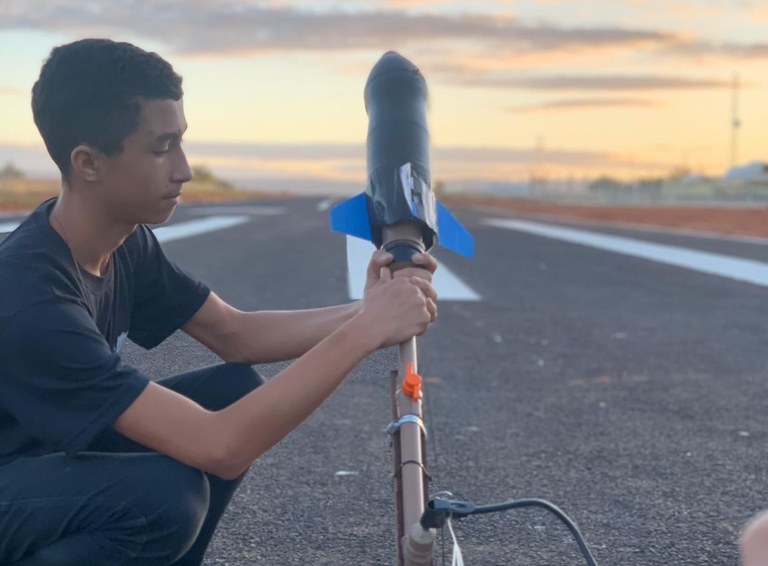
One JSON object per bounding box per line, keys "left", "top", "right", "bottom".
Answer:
{"left": 133, "top": 460, "right": 210, "bottom": 563}
{"left": 741, "top": 511, "right": 768, "bottom": 566}
{"left": 202, "top": 363, "right": 264, "bottom": 411}
{"left": 224, "top": 363, "right": 265, "bottom": 394}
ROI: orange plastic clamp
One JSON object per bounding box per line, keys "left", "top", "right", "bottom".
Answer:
{"left": 402, "top": 362, "right": 422, "bottom": 401}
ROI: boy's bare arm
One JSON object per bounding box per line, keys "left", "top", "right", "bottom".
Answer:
{"left": 182, "top": 251, "right": 437, "bottom": 364}
{"left": 114, "top": 270, "right": 434, "bottom": 479}
{"left": 182, "top": 294, "right": 362, "bottom": 364}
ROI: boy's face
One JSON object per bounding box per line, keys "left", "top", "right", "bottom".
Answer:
{"left": 97, "top": 98, "right": 192, "bottom": 225}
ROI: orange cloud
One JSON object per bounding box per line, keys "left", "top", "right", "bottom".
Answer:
{"left": 662, "top": 40, "right": 768, "bottom": 61}
{"left": 185, "top": 141, "right": 666, "bottom": 180}
{"left": 441, "top": 71, "right": 733, "bottom": 92}
{"left": 0, "top": 1, "right": 674, "bottom": 58}
{"left": 385, "top": 0, "right": 449, "bottom": 6}
{"left": 511, "top": 97, "right": 662, "bottom": 112}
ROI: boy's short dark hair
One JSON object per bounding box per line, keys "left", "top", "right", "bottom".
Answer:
{"left": 32, "top": 38, "right": 183, "bottom": 180}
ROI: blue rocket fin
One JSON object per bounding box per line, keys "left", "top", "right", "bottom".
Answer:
{"left": 436, "top": 201, "right": 474, "bottom": 257}
{"left": 330, "top": 192, "right": 373, "bottom": 242}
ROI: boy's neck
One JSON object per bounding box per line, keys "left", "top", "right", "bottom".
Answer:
{"left": 50, "top": 190, "right": 136, "bottom": 277}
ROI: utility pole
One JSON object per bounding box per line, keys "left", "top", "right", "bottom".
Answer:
{"left": 730, "top": 73, "right": 741, "bottom": 170}
{"left": 532, "top": 135, "right": 545, "bottom": 197}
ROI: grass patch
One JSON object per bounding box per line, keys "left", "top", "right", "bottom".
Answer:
{"left": 0, "top": 178, "right": 287, "bottom": 212}
{"left": 0, "top": 179, "right": 59, "bottom": 211}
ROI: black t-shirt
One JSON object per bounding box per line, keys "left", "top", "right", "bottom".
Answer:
{"left": 0, "top": 199, "right": 210, "bottom": 465}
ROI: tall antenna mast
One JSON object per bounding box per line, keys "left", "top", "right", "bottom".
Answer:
{"left": 730, "top": 73, "right": 741, "bottom": 169}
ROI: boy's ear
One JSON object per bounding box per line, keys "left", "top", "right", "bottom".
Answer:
{"left": 69, "top": 144, "right": 101, "bottom": 183}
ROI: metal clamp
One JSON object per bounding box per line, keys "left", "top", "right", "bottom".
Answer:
{"left": 384, "top": 414, "right": 428, "bottom": 438}
{"left": 392, "top": 459, "right": 433, "bottom": 484}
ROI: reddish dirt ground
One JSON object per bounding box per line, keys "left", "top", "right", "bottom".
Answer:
{"left": 456, "top": 197, "right": 768, "bottom": 238}
{"left": 0, "top": 182, "right": 285, "bottom": 214}
{"left": 3, "top": 187, "right": 766, "bottom": 239}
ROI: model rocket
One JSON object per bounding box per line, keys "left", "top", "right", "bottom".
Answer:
{"left": 330, "top": 51, "right": 474, "bottom": 259}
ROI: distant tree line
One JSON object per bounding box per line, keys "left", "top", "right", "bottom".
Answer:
{"left": 0, "top": 161, "right": 25, "bottom": 180}
{"left": 588, "top": 167, "right": 696, "bottom": 192}
{"left": 191, "top": 165, "right": 234, "bottom": 190}
{"left": 0, "top": 161, "right": 237, "bottom": 188}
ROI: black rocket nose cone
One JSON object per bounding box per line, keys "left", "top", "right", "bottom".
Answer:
{"left": 368, "top": 51, "right": 421, "bottom": 81}
{"left": 379, "top": 51, "right": 409, "bottom": 65}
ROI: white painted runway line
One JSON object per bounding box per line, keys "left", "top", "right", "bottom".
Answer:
{"left": 185, "top": 206, "right": 286, "bottom": 216}
{"left": 472, "top": 205, "right": 768, "bottom": 246}
{"left": 2, "top": 216, "right": 252, "bottom": 239}
{"left": 485, "top": 218, "right": 768, "bottom": 288}
{"left": 317, "top": 198, "right": 335, "bottom": 212}
{"left": 153, "top": 215, "right": 251, "bottom": 243}
{"left": 346, "top": 236, "right": 481, "bottom": 301}
{"left": 0, "top": 222, "right": 20, "bottom": 234}
{"left": 0, "top": 215, "right": 251, "bottom": 242}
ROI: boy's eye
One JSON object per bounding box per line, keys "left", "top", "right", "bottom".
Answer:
{"left": 153, "top": 138, "right": 182, "bottom": 156}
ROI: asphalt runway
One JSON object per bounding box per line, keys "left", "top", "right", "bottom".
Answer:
{"left": 3, "top": 198, "right": 768, "bottom": 565}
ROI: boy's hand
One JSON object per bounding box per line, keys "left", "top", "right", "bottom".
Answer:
{"left": 358, "top": 266, "right": 435, "bottom": 349}
{"left": 363, "top": 250, "right": 438, "bottom": 323}
{"left": 364, "top": 250, "right": 438, "bottom": 292}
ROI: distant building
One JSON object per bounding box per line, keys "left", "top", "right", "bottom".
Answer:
{"left": 724, "top": 161, "right": 768, "bottom": 183}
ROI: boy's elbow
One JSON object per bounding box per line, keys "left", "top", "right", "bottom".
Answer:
{"left": 202, "top": 437, "right": 252, "bottom": 480}
{"left": 203, "top": 449, "right": 248, "bottom": 481}
{"left": 215, "top": 334, "right": 257, "bottom": 364}
{"left": 219, "top": 348, "right": 252, "bottom": 365}
{"left": 207, "top": 461, "right": 248, "bottom": 481}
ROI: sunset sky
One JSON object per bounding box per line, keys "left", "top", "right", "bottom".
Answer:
{"left": 0, "top": 0, "right": 766, "bottom": 193}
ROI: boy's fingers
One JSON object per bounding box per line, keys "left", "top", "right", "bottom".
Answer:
{"left": 368, "top": 251, "right": 393, "bottom": 277}
{"left": 411, "top": 277, "right": 437, "bottom": 302}
{"left": 375, "top": 250, "right": 393, "bottom": 266}
{"left": 412, "top": 253, "right": 438, "bottom": 273}
{"left": 392, "top": 266, "right": 431, "bottom": 282}
{"left": 426, "top": 298, "right": 437, "bottom": 322}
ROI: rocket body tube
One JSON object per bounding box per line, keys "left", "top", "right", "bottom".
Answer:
{"left": 328, "top": 52, "right": 474, "bottom": 258}
{"left": 364, "top": 51, "right": 437, "bottom": 251}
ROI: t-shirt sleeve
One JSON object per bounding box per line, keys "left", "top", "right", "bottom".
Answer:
{"left": 128, "top": 226, "right": 210, "bottom": 349}
{"left": 0, "top": 300, "right": 150, "bottom": 454}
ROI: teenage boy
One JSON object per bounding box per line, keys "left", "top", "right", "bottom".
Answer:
{"left": 0, "top": 38, "right": 438, "bottom": 565}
